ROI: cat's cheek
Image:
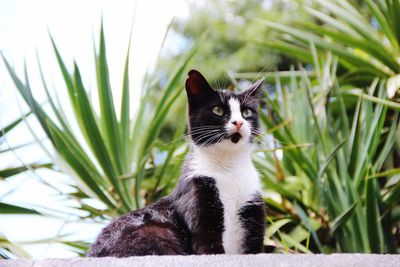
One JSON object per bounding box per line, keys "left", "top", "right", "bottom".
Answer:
{"left": 241, "top": 122, "right": 252, "bottom": 138}
{"left": 224, "top": 123, "right": 235, "bottom": 135}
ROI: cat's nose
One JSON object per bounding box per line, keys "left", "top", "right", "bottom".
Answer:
{"left": 231, "top": 120, "right": 243, "bottom": 130}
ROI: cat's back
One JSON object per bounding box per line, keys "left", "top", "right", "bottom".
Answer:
{"left": 87, "top": 197, "right": 191, "bottom": 257}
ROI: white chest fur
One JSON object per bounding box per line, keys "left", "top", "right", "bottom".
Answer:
{"left": 188, "top": 144, "right": 262, "bottom": 254}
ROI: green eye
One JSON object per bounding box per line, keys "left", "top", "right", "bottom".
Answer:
{"left": 212, "top": 106, "right": 225, "bottom": 116}
{"left": 242, "top": 109, "right": 252, "bottom": 118}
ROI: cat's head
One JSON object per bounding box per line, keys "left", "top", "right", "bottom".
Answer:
{"left": 185, "top": 70, "right": 263, "bottom": 150}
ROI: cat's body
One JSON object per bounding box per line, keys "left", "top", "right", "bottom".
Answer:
{"left": 88, "top": 70, "right": 265, "bottom": 257}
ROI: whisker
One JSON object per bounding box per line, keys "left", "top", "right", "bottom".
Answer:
{"left": 205, "top": 135, "right": 223, "bottom": 147}
{"left": 197, "top": 132, "right": 225, "bottom": 148}
{"left": 250, "top": 129, "right": 295, "bottom": 147}
{"left": 192, "top": 131, "right": 223, "bottom": 144}
{"left": 166, "top": 134, "right": 192, "bottom": 145}
{"left": 167, "top": 129, "right": 223, "bottom": 145}
{"left": 217, "top": 90, "right": 225, "bottom": 104}
{"left": 189, "top": 125, "right": 221, "bottom": 129}
{"left": 192, "top": 130, "right": 222, "bottom": 139}
{"left": 189, "top": 130, "right": 221, "bottom": 136}
{"left": 189, "top": 127, "right": 221, "bottom": 132}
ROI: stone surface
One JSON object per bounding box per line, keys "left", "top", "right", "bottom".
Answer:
{"left": 0, "top": 254, "right": 399, "bottom": 267}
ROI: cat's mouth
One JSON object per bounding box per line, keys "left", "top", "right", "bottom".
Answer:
{"left": 230, "top": 132, "right": 242, "bottom": 143}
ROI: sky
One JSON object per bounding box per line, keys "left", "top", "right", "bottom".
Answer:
{"left": 0, "top": 0, "right": 189, "bottom": 258}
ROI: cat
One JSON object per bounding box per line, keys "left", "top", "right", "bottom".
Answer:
{"left": 87, "top": 70, "right": 266, "bottom": 257}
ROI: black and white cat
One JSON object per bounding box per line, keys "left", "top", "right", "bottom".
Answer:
{"left": 87, "top": 70, "right": 265, "bottom": 257}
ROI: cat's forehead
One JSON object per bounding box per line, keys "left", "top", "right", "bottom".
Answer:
{"left": 216, "top": 89, "right": 251, "bottom": 105}
{"left": 216, "top": 89, "right": 236, "bottom": 104}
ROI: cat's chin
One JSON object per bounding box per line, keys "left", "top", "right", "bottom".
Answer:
{"left": 230, "top": 133, "right": 242, "bottom": 144}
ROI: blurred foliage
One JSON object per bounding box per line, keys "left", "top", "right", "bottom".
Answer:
{"left": 0, "top": 231, "right": 30, "bottom": 259}
{"left": 2, "top": 23, "right": 201, "bottom": 216}
{"left": 1, "top": 21, "right": 200, "bottom": 257}
{"left": 237, "top": 0, "right": 400, "bottom": 253}
{"left": 234, "top": 56, "right": 400, "bottom": 252}
{"left": 0, "top": 113, "right": 52, "bottom": 181}
{"left": 259, "top": 0, "right": 400, "bottom": 95}
{"left": 158, "top": 0, "right": 314, "bottom": 84}
{"left": 2, "top": 0, "right": 400, "bottom": 258}
{"left": 0, "top": 114, "right": 53, "bottom": 258}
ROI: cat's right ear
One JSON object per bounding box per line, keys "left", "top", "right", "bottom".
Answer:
{"left": 185, "top": 70, "right": 214, "bottom": 97}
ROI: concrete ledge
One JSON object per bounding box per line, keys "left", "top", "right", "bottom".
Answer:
{"left": 1, "top": 254, "right": 399, "bottom": 267}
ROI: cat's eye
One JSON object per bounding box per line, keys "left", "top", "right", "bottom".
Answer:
{"left": 212, "top": 106, "right": 225, "bottom": 116}
{"left": 242, "top": 109, "right": 252, "bottom": 118}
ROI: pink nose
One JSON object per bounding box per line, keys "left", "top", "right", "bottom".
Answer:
{"left": 231, "top": 120, "right": 243, "bottom": 130}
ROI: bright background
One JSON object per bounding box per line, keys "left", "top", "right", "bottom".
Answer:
{"left": 1, "top": 0, "right": 399, "bottom": 258}
{"left": 0, "top": 0, "right": 188, "bottom": 258}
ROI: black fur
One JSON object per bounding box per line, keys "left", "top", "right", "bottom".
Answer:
{"left": 88, "top": 176, "right": 225, "bottom": 257}
{"left": 87, "top": 70, "right": 265, "bottom": 257}
{"left": 174, "top": 176, "right": 225, "bottom": 254}
{"left": 185, "top": 70, "right": 261, "bottom": 146}
{"left": 87, "top": 197, "right": 191, "bottom": 257}
{"left": 239, "top": 193, "right": 266, "bottom": 253}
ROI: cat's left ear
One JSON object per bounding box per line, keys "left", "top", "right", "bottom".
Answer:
{"left": 241, "top": 78, "right": 264, "bottom": 100}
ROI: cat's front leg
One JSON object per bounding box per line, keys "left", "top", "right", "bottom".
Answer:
{"left": 239, "top": 193, "right": 266, "bottom": 254}
{"left": 176, "top": 176, "right": 225, "bottom": 254}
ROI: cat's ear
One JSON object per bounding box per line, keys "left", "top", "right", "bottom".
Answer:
{"left": 241, "top": 78, "right": 264, "bottom": 100}
{"left": 185, "top": 70, "right": 214, "bottom": 96}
